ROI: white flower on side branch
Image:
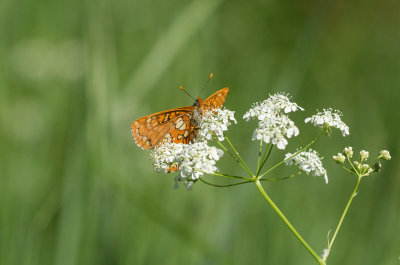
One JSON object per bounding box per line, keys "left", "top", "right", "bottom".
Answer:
{"left": 285, "top": 148, "right": 328, "bottom": 183}
{"left": 305, "top": 108, "right": 349, "bottom": 137}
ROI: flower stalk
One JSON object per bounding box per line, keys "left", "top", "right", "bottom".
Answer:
{"left": 322, "top": 176, "right": 362, "bottom": 262}
{"left": 255, "top": 180, "right": 326, "bottom": 265}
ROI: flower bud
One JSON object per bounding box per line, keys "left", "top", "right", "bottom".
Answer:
{"left": 372, "top": 162, "right": 382, "bottom": 172}
{"left": 360, "top": 150, "right": 369, "bottom": 161}
{"left": 379, "top": 150, "right": 391, "bottom": 160}
{"left": 353, "top": 161, "right": 361, "bottom": 172}
{"left": 344, "top": 146, "right": 353, "bottom": 158}
{"left": 333, "top": 153, "right": 346, "bottom": 164}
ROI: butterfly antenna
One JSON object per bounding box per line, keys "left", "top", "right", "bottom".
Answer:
{"left": 179, "top": 86, "right": 196, "bottom": 101}
{"left": 199, "top": 73, "right": 213, "bottom": 96}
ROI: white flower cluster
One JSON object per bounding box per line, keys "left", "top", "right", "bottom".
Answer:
{"left": 285, "top": 148, "right": 328, "bottom": 183}
{"left": 151, "top": 141, "right": 224, "bottom": 189}
{"left": 243, "top": 93, "right": 303, "bottom": 150}
{"left": 197, "top": 108, "right": 237, "bottom": 141}
{"left": 305, "top": 108, "right": 349, "bottom": 137}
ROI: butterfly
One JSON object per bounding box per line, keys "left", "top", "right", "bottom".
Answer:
{"left": 131, "top": 87, "right": 229, "bottom": 153}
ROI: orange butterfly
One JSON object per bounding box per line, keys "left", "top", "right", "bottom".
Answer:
{"left": 131, "top": 87, "right": 229, "bottom": 152}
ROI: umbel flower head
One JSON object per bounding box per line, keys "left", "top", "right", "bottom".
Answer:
{"left": 152, "top": 141, "right": 224, "bottom": 189}
{"left": 305, "top": 108, "right": 349, "bottom": 137}
{"left": 334, "top": 147, "right": 391, "bottom": 178}
{"left": 243, "top": 93, "right": 303, "bottom": 150}
{"left": 285, "top": 148, "right": 328, "bottom": 183}
{"left": 197, "top": 108, "right": 237, "bottom": 141}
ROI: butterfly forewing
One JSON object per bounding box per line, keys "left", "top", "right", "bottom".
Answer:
{"left": 201, "top": 87, "right": 229, "bottom": 112}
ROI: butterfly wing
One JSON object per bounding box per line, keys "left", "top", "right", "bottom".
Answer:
{"left": 131, "top": 106, "right": 194, "bottom": 150}
{"left": 201, "top": 87, "right": 229, "bottom": 112}
{"left": 132, "top": 87, "right": 230, "bottom": 172}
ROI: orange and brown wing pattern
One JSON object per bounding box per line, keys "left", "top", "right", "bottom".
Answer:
{"left": 131, "top": 107, "right": 193, "bottom": 150}
{"left": 165, "top": 113, "right": 196, "bottom": 144}
{"left": 201, "top": 87, "right": 229, "bottom": 112}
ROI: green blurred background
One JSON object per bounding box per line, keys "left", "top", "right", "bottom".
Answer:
{"left": 1, "top": 0, "right": 399, "bottom": 264}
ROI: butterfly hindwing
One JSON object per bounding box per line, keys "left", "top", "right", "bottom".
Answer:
{"left": 131, "top": 107, "right": 194, "bottom": 150}
{"left": 164, "top": 113, "right": 195, "bottom": 144}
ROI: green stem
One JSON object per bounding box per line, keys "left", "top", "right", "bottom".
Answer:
{"left": 256, "top": 139, "right": 263, "bottom": 174}
{"left": 216, "top": 141, "right": 250, "bottom": 174}
{"left": 197, "top": 170, "right": 253, "bottom": 181}
{"left": 257, "top": 144, "right": 273, "bottom": 177}
{"left": 323, "top": 176, "right": 362, "bottom": 262}
{"left": 347, "top": 156, "right": 358, "bottom": 174}
{"left": 255, "top": 180, "right": 325, "bottom": 265}
{"left": 368, "top": 157, "right": 379, "bottom": 168}
{"left": 258, "top": 133, "right": 322, "bottom": 179}
{"left": 260, "top": 172, "right": 301, "bottom": 181}
{"left": 200, "top": 172, "right": 301, "bottom": 188}
{"left": 341, "top": 166, "right": 354, "bottom": 174}
{"left": 225, "top": 136, "right": 254, "bottom": 176}
{"left": 199, "top": 177, "right": 252, "bottom": 187}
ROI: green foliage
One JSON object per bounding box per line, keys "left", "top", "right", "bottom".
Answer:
{"left": 0, "top": 0, "right": 399, "bottom": 264}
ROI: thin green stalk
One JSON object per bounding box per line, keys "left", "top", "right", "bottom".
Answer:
{"left": 216, "top": 141, "right": 251, "bottom": 174}
{"left": 255, "top": 180, "right": 325, "bottom": 265}
{"left": 256, "top": 139, "right": 263, "bottom": 174}
{"left": 347, "top": 156, "right": 358, "bottom": 173}
{"left": 323, "top": 176, "right": 362, "bottom": 262}
{"left": 200, "top": 172, "right": 301, "bottom": 188}
{"left": 225, "top": 136, "right": 254, "bottom": 176}
{"left": 260, "top": 172, "right": 301, "bottom": 181}
{"left": 258, "top": 133, "right": 322, "bottom": 179}
{"left": 196, "top": 170, "right": 253, "bottom": 181}
{"left": 257, "top": 144, "right": 273, "bottom": 176}
{"left": 368, "top": 157, "right": 379, "bottom": 168}
{"left": 199, "top": 178, "right": 252, "bottom": 187}
{"left": 341, "top": 166, "right": 354, "bottom": 174}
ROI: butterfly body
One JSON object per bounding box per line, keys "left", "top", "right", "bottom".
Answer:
{"left": 190, "top": 98, "right": 204, "bottom": 127}
{"left": 131, "top": 87, "right": 229, "bottom": 151}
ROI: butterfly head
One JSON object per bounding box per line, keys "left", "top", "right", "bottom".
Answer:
{"left": 193, "top": 97, "right": 203, "bottom": 107}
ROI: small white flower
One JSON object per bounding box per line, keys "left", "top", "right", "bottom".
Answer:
{"left": 244, "top": 93, "right": 302, "bottom": 150}
{"left": 305, "top": 108, "right": 349, "bottom": 137}
{"left": 379, "top": 150, "right": 391, "bottom": 160}
{"left": 360, "top": 150, "right": 369, "bottom": 161}
{"left": 344, "top": 146, "right": 353, "bottom": 158}
{"left": 285, "top": 148, "right": 328, "bottom": 183}
{"left": 198, "top": 108, "right": 237, "bottom": 141}
{"left": 151, "top": 141, "right": 224, "bottom": 189}
{"left": 333, "top": 153, "right": 346, "bottom": 164}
